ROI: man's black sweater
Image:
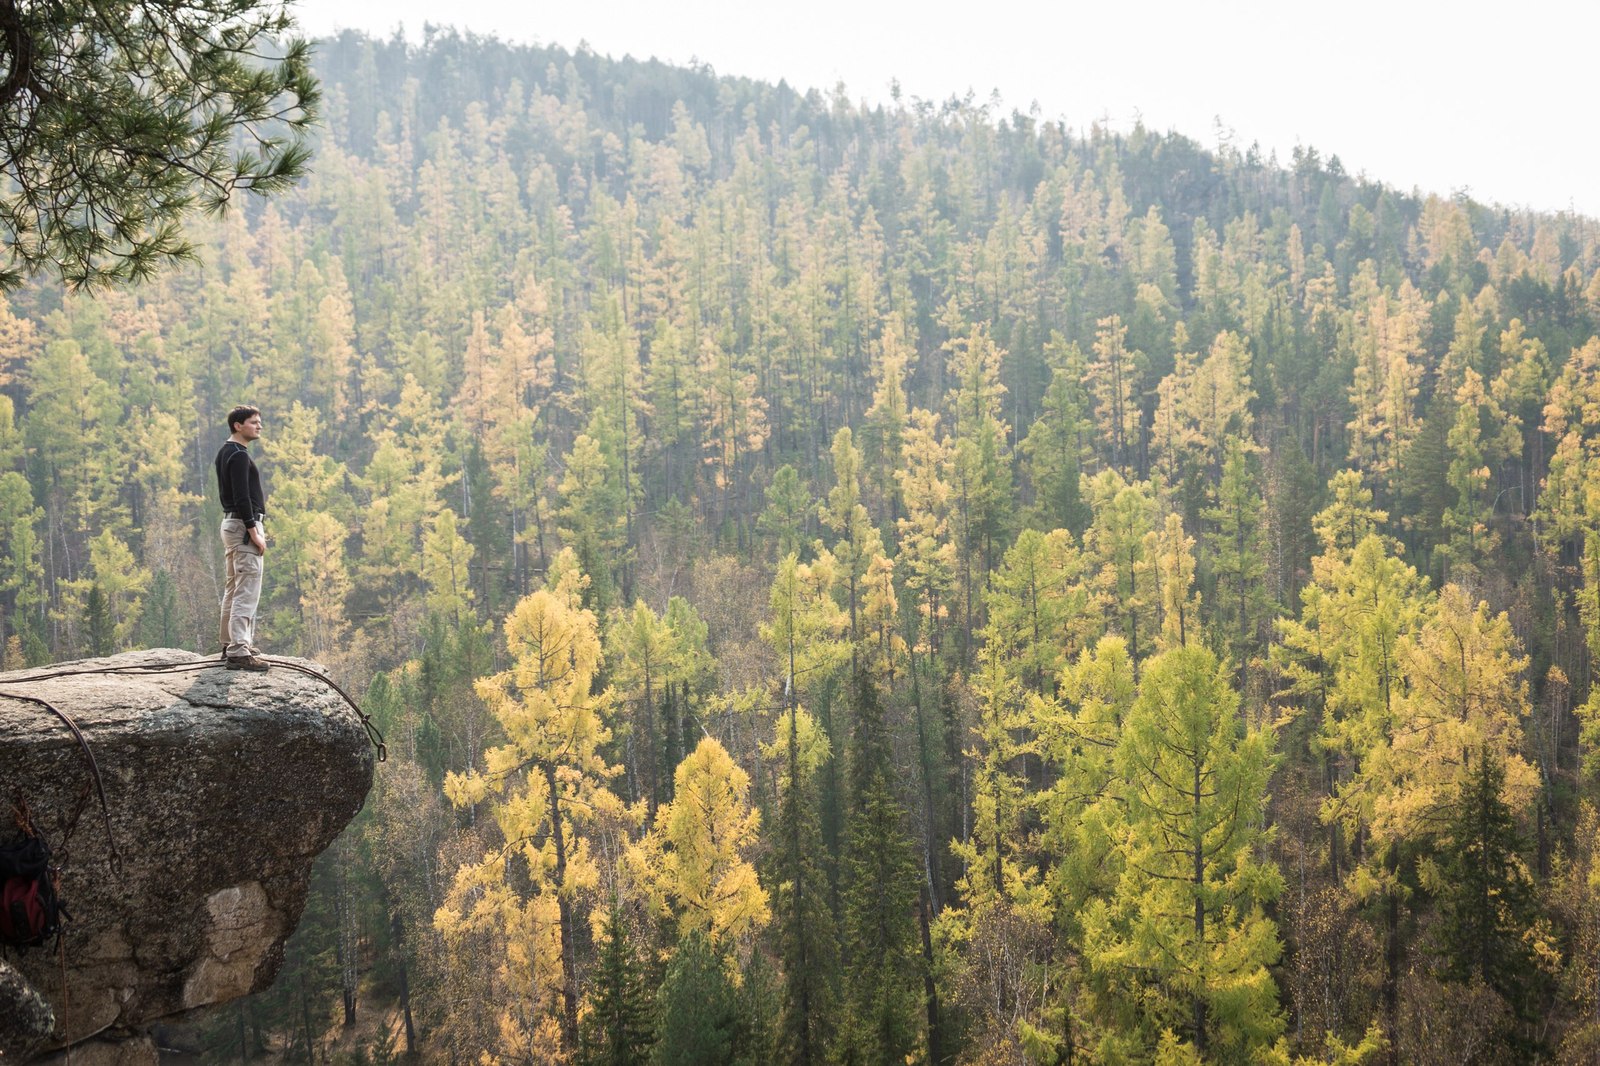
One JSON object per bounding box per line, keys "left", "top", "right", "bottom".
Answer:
{"left": 214, "top": 440, "right": 266, "bottom": 528}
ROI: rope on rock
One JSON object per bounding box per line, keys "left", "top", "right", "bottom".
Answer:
{"left": 0, "top": 655, "right": 387, "bottom": 764}
{"left": 0, "top": 689, "right": 120, "bottom": 876}
{"left": 0, "top": 654, "right": 389, "bottom": 875}
{"left": 259, "top": 656, "right": 388, "bottom": 764}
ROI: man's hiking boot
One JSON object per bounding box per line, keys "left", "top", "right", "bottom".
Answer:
{"left": 225, "top": 654, "right": 270, "bottom": 672}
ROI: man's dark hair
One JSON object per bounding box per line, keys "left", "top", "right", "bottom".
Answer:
{"left": 226, "top": 405, "right": 261, "bottom": 434}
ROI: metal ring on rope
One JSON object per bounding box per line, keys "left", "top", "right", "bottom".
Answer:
{"left": 259, "top": 656, "right": 388, "bottom": 763}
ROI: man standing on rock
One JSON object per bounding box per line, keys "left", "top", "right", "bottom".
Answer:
{"left": 215, "top": 405, "right": 270, "bottom": 672}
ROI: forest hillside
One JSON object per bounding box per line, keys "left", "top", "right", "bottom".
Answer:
{"left": 3, "top": 28, "right": 1600, "bottom": 1064}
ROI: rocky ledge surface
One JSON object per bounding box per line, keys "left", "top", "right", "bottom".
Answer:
{"left": 0, "top": 650, "right": 374, "bottom": 1061}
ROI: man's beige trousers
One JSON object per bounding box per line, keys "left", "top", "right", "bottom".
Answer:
{"left": 220, "top": 518, "right": 264, "bottom": 657}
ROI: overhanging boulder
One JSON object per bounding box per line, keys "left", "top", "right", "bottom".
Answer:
{"left": 0, "top": 650, "right": 375, "bottom": 1059}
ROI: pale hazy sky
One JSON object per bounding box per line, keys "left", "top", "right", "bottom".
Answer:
{"left": 293, "top": 0, "right": 1599, "bottom": 218}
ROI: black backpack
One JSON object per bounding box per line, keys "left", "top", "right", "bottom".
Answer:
{"left": 0, "top": 823, "right": 67, "bottom": 951}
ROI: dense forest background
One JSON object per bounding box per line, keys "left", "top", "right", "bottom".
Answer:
{"left": 4, "top": 27, "right": 1600, "bottom": 1063}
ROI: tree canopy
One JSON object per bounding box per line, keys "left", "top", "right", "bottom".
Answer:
{"left": 5, "top": 28, "right": 1600, "bottom": 1064}
{"left": 0, "top": 0, "right": 317, "bottom": 288}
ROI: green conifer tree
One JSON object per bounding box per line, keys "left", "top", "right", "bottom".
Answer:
{"left": 1202, "top": 436, "right": 1270, "bottom": 655}
{"left": 84, "top": 583, "right": 113, "bottom": 656}
{"left": 579, "top": 902, "right": 655, "bottom": 1066}
{"left": 136, "top": 570, "right": 180, "bottom": 648}
{"left": 1079, "top": 644, "right": 1283, "bottom": 1060}
{"left": 838, "top": 671, "right": 921, "bottom": 1065}
{"left": 1432, "top": 752, "right": 1550, "bottom": 1055}
{"left": 652, "top": 932, "right": 748, "bottom": 1066}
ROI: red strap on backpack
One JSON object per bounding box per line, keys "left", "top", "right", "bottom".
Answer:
{"left": 0, "top": 875, "right": 46, "bottom": 944}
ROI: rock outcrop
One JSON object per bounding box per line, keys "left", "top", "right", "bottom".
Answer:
{"left": 0, "top": 957, "right": 54, "bottom": 1059}
{"left": 0, "top": 650, "right": 375, "bottom": 1060}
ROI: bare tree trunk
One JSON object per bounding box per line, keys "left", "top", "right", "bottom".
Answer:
{"left": 300, "top": 973, "right": 317, "bottom": 1065}
{"left": 1192, "top": 758, "right": 1207, "bottom": 1054}
{"left": 1383, "top": 862, "right": 1400, "bottom": 1066}
{"left": 392, "top": 913, "right": 417, "bottom": 1057}
{"left": 544, "top": 763, "right": 580, "bottom": 1049}
{"left": 919, "top": 884, "right": 943, "bottom": 1065}
{"left": 334, "top": 838, "right": 358, "bottom": 1026}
